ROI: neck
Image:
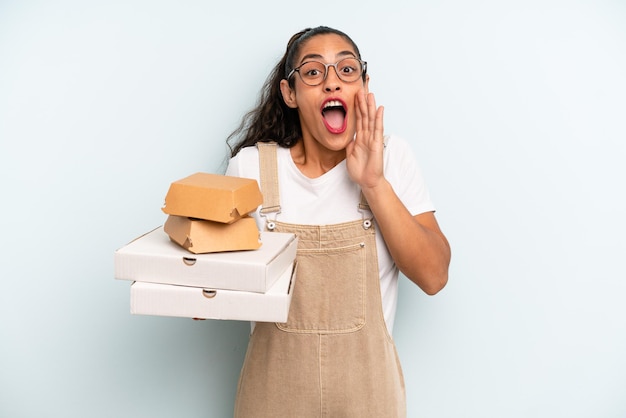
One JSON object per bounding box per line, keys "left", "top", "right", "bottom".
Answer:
{"left": 290, "top": 138, "right": 346, "bottom": 178}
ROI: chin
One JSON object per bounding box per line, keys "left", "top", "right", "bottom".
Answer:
{"left": 323, "top": 133, "right": 354, "bottom": 151}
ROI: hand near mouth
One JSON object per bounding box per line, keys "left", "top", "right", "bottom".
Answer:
{"left": 346, "top": 89, "right": 386, "bottom": 190}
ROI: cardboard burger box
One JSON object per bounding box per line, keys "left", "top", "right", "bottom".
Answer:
{"left": 164, "top": 214, "right": 261, "bottom": 254}
{"left": 129, "top": 262, "right": 297, "bottom": 322}
{"left": 162, "top": 172, "right": 263, "bottom": 224}
{"left": 115, "top": 227, "right": 298, "bottom": 293}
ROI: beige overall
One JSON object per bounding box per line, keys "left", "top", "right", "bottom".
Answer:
{"left": 234, "top": 143, "right": 406, "bottom": 418}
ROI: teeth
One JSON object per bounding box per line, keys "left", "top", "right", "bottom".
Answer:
{"left": 324, "top": 100, "right": 343, "bottom": 109}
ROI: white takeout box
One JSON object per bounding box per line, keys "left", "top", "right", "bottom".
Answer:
{"left": 115, "top": 227, "right": 298, "bottom": 293}
{"left": 129, "top": 262, "right": 297, "bottom": 322}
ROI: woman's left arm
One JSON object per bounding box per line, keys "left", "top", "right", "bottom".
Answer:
{"left": 347, "top": 90, "right": 451, "bottom": 295}
{"left": 363, "top": 181, "right": 450, "bottom": 295}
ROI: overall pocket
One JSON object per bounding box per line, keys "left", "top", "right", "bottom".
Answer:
{"left": 277, "top": 242, "right": 366, "bottom": 334}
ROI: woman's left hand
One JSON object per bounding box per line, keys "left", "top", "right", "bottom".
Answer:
{"left": 346, "top": 90, "right": 385, "bottom": 189}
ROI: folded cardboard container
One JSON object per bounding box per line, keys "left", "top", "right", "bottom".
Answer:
{"left": 162, "top": 173, "right": 263, "bottom": 224}
{"left": 129, "top": 262, "right": 296, "bottom": 322}
{"left": 115, "top": 226, "right": 297, "bottom": 293}
{"left": 164, "top": 215, "right": 261, "bottom": 253}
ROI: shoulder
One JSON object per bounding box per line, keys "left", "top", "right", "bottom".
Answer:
{"left": 236, "top": 145, "right": 261, "bottom": 159}
{"left": 384, "top": 134, "right": 413, "bottom": 157}
{"left": 383, "top": 134, "right": 421, "bottom": 175}
{"left": 383, "top": 134, "right": 435, "bottom": 214}
{"left": 225, "top": 146, "right": 260, "bottom": 179}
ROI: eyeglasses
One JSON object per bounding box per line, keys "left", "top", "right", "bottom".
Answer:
{"left": 287, "top": 57, "right": 367, "bottom": 86}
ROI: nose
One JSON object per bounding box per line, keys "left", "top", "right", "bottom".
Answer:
{"left": 323, "top": 65, "right": 341, "bottom": 92}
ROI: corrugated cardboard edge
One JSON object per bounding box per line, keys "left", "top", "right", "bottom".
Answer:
{"left": 264, "top": 233, "right": 298, "bottom": 285}
{"left": 116, "top": 226, "right": 161, "bottom": 249}
{"left": 114, "top": 226, "right": 162, "bottom": 281}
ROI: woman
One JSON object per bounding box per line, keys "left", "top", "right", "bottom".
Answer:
{"left": 225, "top": 26, "right": 451, "bottom": 417}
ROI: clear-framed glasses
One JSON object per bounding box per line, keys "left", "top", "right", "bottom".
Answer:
{"left": 287, "top": 57, "right": 367, "bottom": 86}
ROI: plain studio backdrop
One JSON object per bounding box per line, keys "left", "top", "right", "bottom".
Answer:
{"left": 1, "top": 1, "right": 625, "bottom": 417}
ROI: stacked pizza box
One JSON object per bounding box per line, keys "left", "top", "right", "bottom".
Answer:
{"left": 114, "top": 173, "right": 298, "bottom": 322}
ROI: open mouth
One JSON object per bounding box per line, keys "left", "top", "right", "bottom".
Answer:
{"left": 321, "top": 99, "right": 347, "bottom": 133}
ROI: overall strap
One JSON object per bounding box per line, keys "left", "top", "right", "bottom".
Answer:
{"left": 258, "top": 139, "right": 384, "bottom": 215}
{"left": 257, "top": 141, "right": 281, "bottom": 215}
{"left": 358, "top": 192, "right": 370, "bottom": 211}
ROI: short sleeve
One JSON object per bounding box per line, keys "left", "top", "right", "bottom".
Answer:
{"left": 383, "top": 135, "right": 436, "bottom": 216}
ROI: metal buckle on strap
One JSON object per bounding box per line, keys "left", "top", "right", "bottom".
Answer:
{"left": 260, "top": 207, "right": 281, "bottom": 231}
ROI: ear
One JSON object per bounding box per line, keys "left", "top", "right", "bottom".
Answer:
{"left": 363, "top": 74, "right": 370, "bottom": 94}
{"left": 280, "top": 79, "right": 298, "bottom": 109}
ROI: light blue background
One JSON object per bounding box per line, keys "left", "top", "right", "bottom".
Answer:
{"left": 1, "top": 1, "right": 625, "bottom": 417}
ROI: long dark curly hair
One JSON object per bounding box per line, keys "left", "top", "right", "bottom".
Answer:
{"left": 226, "top": 26, "right": 365, "bottom": 158}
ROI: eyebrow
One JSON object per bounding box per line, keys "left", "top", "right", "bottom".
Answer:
{"left": 299, "top": 50, "right": 357, "bottom": 64}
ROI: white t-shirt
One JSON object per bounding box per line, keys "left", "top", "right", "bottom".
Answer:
{"left": 225, "top": 134, "right": 435, "bottom": 334}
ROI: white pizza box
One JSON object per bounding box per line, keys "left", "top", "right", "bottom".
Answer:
{"left": 115, "top": 227, "right": 297, "bottom": 293}
{"left": 130, "top": 262, "right": 297, "bottom": 322}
